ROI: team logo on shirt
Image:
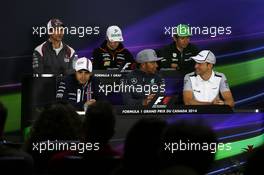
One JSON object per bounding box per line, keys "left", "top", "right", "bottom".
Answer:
{"left": 104, "top": 61, "right": 111, "bottom": 66}
{"left": 64, "top": 58, "right": 70, "bottom": 62}
{"left": 194, "top": 89, "right": 201, "bottom": 93}
{"left": 64, "top": 55, "right": 70, "bottom": 63}
{"left": 173, "top": 53, "right": 177, "bottom": 57}
{"left": 131, "top": 78, "right": 138, "bottom": 84}
{"left": 102, "top": 53, "right": 110, "bottom": 57}
{"left": 103, "top": 57, "right": 111, "bottom": 61}
{"left": 120, "top": 78, "right": 125, "bottom": 84}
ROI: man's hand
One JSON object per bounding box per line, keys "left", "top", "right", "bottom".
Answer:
{"left": 143, "top": 94, "right": 155, "bottom": 106}
{"left": 85, "top": 99, "right": 96, "bottom": 106}
{"left": 212, "top": 98, "right": 225, "bottom": 105}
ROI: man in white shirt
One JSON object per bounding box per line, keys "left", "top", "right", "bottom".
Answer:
{"left": 183, "top": 50, "right": 234, "bottom": 107}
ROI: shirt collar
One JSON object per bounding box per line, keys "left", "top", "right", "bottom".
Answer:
{"left": 48, "top": 39, "right": 63, "bottom": 50}
{"left": 197, "top": 71, "right": 215, "bottom": 83}
{"left": 208, "top": 71, "right": 215, "bottom": 83}
{"left": 53, "top": 42, "right": 63, "bottom": 50}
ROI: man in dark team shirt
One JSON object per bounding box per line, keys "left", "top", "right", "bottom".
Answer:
{"left": 56, "top": 57, "right": 98, "bottom": 111}
{"left": 92, "top": 25, "right": 135, "bottom": 70}
{"left": 156, "top": 24, "right": 199, "bottom": 74}
{"left": 32, "top": 18, "right": 75, "bottom": 75}
{"left": 123, "top": 49, "right": 165, "bottom": 106}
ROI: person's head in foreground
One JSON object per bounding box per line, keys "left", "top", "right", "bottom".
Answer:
{"left": 106, "top": 25, "right": 124, "bottom": 50}
{"left": 26, "top": 102, "right": 81, "bottom": 144}
{"left": 74, "top": 57, "right": 93, "bottom": 85}
{"left": 136, "top": 49, "right": 162, "bottom": 74}
{"left": 173, "top": 24, "right": 192, "bottom": 52}
{"left": 83, "top": 101, "right": 115, "bottom": 147}
{"left": 160, "top": 121, "right": 217, "bottom": 175}
{"left": 121, "top": 118, "right": 167, "bottom": 175}
{"left": 23, "top": 102, "right": 82, "bottom": 172}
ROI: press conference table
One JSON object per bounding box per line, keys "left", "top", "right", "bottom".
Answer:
{"left": 76, "top": 105, "right": 263, "bottom": 146}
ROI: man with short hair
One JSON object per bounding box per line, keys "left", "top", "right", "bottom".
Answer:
{"left": 156, "top": 24, "right": 199, "bottom": 74}
{"left": 123, "top": 49, "right": 165, "bottom": 106}
{"left": 92, "top": 25, "right": 135, "bottom": 70}
{"left": 32, "top": 18, "right": 75, "bottom": 75}
{"left": 56, "top": 57, "right": 97, "bottom": 111}
{"left": 183, "top": 50, "right": 234, "bottom": 107}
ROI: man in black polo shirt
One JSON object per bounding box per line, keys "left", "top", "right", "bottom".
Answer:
{"left": 92, "top": 25, "right": 135, "bottom": 70}
{"left": 156, "top": 24, "right": 199, "bottom": 74}
{"left": 123, "top": 49, "right": 165, "bottom": 106}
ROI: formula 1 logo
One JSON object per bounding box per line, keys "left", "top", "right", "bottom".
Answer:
{"left": 152, "top": 96, "right": 172, "bottom": 108}
{"left": 131, "top": 78, "right": 138, "bottom": 84}
{"left": 121, "top": 63, "right": 131, "bottom": 71}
